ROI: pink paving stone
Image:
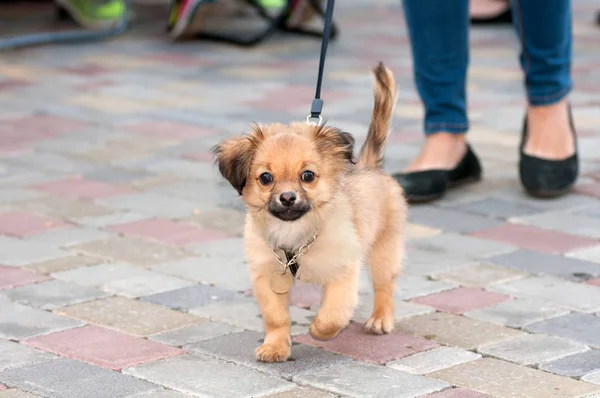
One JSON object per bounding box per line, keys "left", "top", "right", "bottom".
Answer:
{"left": 182, "top": 151, "right": 215, "bottom": 163}
{"left": 411, "top": 287, "right": 511, "bottom": 315}
{"left": 106, "top": 218, "right": 231, "bottom": 246}
{"left": 0, "top": 265, "right": 52, "bottom": 289}
{"left": 425, "top": 388, "right": 493, "bottom": 398}
{"left": 30, "top": 179, "right": 135, "bottom": 200}
{"left": 290, "top": 283, "right": 323, "bottom": 309}
{"left": 469, "top": 224, "right": 599, "bottom": 254}
{"left": 0, "top": 384, "right": 6, "bottom": 391}
{"left": 24, "top": 325, "right": 184, "bottom": 370}
{"left": 60, "top": 64, "right": 111, "bottom": 76}
{"left": 293, "top": 322, "right": 439, "bottom": 364}
{"left": 125, "top": 121, "right": 217, "bottom": 140}
{"left": 0, "top": 211, "right": 71, "bottom": 238}
{"left": 585, "top": 278, "right": 600, "bottom": 287}
{"left": 575, "top": 183, "right": 600, "bottom": 199}
{"left": 244, "top": 85, "right": 348, "bottom": 112}
{"left": 9, "top": 114, "right": 88, "bottom": 135}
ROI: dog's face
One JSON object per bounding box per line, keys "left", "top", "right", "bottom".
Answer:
{"left": 213, "top": 123, "right": 354, "bottom": 222}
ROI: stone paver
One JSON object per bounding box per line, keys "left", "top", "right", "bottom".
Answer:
{"left": 58, "top": 296, "right": 201, "bottom": 336}
{"left": 464, "top": 298, "right": 569, "bottom": 328}
{"left": 485, "top": 249, "right": 600, "bottom": 281}
{"left": 538, "top": 350, "right": 600, "bottom": 377}
{"left": 489, "top": 275, "right": 600, "bottom": 312}
{"left": 294, "top": 322, "right": 439, "bottom": 364}
{"left": 0, "top": 297, "right": 83, "bottom": 340}
{"left": 124, "top": 355, "right": 295, "bottom": 397}
{"left": 411, "top": 287, "right": 511, "bottom": 314}
{"left": 149, "top": 321, "right": 243, "bottom": 346}
{"left": 387, "top": 347, "right": 481, "bottom": 375}
{"left": 396, "top": 312, "right": 525, "bottom": 350}
{"left": 1, "top": 2, "right": 600, "bottom": 396}
{"left": 525, "top": 313, "right": 600, "bottom": 348}
{"left": 0, "top": 340, "right": 55, "bottom": 372}
{"left": 431, "top": 358, "right": 600, "bottom": 398}
{"left": 294, "top": 361, "right": 449, "bottom": 398}
{"left": 188, "top": 330, "right": 351, "bottom": 380}
{"left": 432, "top": 263, "right": 526, "bottom": 287}
{"left": 23, "top": 325, "right": 183, "bottom": 370}
{"left": 0, "top": 266, "right": 51, "bottom": 290}
{"left": 2, "top": 279, "right": 108, "bottom": 310}
{"left": 0, "top": 358, "right": 157, "bottom": 398}
{"left": 478, "top": 334, "right": 589, "bottom": 366}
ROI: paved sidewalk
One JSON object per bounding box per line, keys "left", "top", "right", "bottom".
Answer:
{"left": 1, "top": 1, "right": 600, "bottom": 397}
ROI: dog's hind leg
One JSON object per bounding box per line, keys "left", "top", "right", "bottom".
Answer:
{"left": 365, "top": 224, "right": 403, "bottom": 335}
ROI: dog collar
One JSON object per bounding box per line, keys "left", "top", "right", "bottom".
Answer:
{"left": 271, "top": 233, "right": 318, "bottom": 278}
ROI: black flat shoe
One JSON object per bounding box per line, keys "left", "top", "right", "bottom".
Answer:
{"left": 519, "top": 107, "right": 579, "bottom": 198}
{"left": 393, "top": 144, "right": 482, "bottom": 203}
{"left": 470, "top": 8, "right": 513, "bottom": 25}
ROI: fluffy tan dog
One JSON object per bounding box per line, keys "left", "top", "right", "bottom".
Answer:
{"left": 213, "top": 62, "right": 406, "bottom": 362}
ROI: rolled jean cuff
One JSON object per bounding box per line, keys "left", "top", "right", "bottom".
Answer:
{"left": 528, "top": 85, "right": 572, "bottom": 107}
{"left": 424, "top": 122, "right": 469, "bottom": 135}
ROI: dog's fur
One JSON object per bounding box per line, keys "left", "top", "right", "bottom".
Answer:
{"left": 213, "top": 63, "right": 406, "bottom": 362}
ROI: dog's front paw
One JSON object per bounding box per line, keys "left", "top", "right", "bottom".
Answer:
{"left": 309, "top": 316, "right": 345, "bottom": 341}
{"left": 255, "top": 342, "right": 290, "bottom": 362}
{"left": 365, "top": 311, "right": 394, "bottom": 335}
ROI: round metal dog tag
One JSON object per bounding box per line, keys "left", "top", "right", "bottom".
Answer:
{"left": 270, "top": 271, "right": 294, "bottom": 294}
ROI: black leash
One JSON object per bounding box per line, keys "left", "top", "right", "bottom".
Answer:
{"left": 307, "top": 0, "right": 336, "bottom": 126}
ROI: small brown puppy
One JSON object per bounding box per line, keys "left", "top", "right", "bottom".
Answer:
{"left": 213, "top": 63, "right": 406, "bottom": 362}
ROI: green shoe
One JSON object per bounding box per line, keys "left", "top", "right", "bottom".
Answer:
{"left": 55, "top": 0, "right": 126, "bottom": 29}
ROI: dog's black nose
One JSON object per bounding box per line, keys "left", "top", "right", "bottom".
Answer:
{"left": 279, "top": 192, "right": 297, "bottom": 207}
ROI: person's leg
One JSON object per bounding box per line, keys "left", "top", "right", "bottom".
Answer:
{"left": 511, "top": 0, "right": 577, "bottom": 196}
{"left": 395, "top": 0, "right": 481, "bottom": 202}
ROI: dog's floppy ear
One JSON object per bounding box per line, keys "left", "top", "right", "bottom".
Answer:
{"left": 312, "top": 125, "right": 355, "bottom": 164}
{"left": 212, "top": 126, "right": 265, "bottom": 195}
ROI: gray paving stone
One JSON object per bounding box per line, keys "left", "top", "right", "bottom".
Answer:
{"left": 2, "top": 280, "right": 108, "bottom": 310}
{"left": 514, "top": 212, "right": 600, "bottom": 239}
{"left": 294, "top": 361, "right": 449, "bottom": 398}
{"left": 408, "top": 207, "right": 503, "bottom": 234}
{"left": 126, "top": 389, "right": 192, "bottom": 397}
{"left": 0, "top": 189, "right": 43, "bottom": 204}
{"left": 0, "top": 388, "right": 40, "bottom": 397}
{"left": 394, "top": 275, "right": 458, "bottom": 300}
{"left": 83, "top": 167, "right": 149, "bottom": 183}
{"left": 447, "top": 197, "right": 543, "bottom": 219}
{"left": 0, "top": 297, "right": 83, "bottom": 339}
{"left": 408, "top": 233, "right": 515, "bottom": 260}
{"left": 264, "top": 387, "right": 337, "bottom": 398}
{"left": 583, "top": 371, "right": 600, "bottom": 385}
{"left": 489, "top": 275, "right": 600, "bottom": 312}
{"left": 187, "top": 330, "right": 351, "bottom": 380}
{"left": 485, "top": 250, "right": 600, "bottom": 281}
{"left": 0, "top": 236, "right": 69, "bottom": 267}
{"left": 478, "top": 334, "right": 589, "bottom": 366}
{"left": 190, "top": 298, "right": 314, "bottom": 336}
{"left": 124, "top": 354, "right": 295, "bottom": 397}
{"left": 404, "top": 249, "right": 476, "bottom": 276}
{"left": 154, "top": 255, "right": 250, "bottom": 292}
{"left": 77, "top": 212, "right": 152, "bottom": 228}
{"left": 568, "top": 245, "right": 600, "bottom": 265}
{"left": 27, "top": 227, "right": 113, "bottom": 248}
{"left": 53, "top": 263, "right": 193, "bottom": 297}
{"left": 433, "top": 263, "right": 526, "bottom": 287}
{"left": 525, "top": 313, "right": 600, "bottom": 348}
{"left": 0, "top": 358, "right": 157, "bottom": 398}
{"left": 149, "top": 322, "right": 243, "bottom": 346}
{"left": 0, "top": 340, "right": 55, "bottom": 372}
{"left": 98, "top": 193, "right": 201, "bottom": 218}
{"left": 464, "top": 298, "right": 569, "bottom": 328}
{"left": 387, "top": 346, "right": 481, "bottom": 375}
{"left": 538, "top": 350, "right": 600, "bottom": 377}
{"left": 140, "top": 284, "right": 240, "bottom": 311}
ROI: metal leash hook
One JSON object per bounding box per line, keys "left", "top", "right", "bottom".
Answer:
{"left": 306, "top": 0, "right": 334, "bottom": 126}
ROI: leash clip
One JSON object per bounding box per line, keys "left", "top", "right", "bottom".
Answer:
{"left": 306, "top": 114, "right": 323, "bottom": 126}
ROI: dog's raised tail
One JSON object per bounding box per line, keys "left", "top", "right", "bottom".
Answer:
{"left": 358, "top": 62, "right": 397, "bottom": 170}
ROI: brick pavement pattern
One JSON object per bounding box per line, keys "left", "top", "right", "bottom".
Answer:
{"left": 1, "top": 0, "right": 600, "bottom": 397}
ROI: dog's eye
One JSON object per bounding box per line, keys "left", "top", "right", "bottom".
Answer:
{"left": 259, "top": 172, "right": 273, "bottom": 185}
{"left": 301, "top": 170, "right": 316, "bottom": 183}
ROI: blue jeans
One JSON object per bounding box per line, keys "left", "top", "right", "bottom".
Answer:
{"left": 402, "top": 0, "right": 573, "bottom": 135}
